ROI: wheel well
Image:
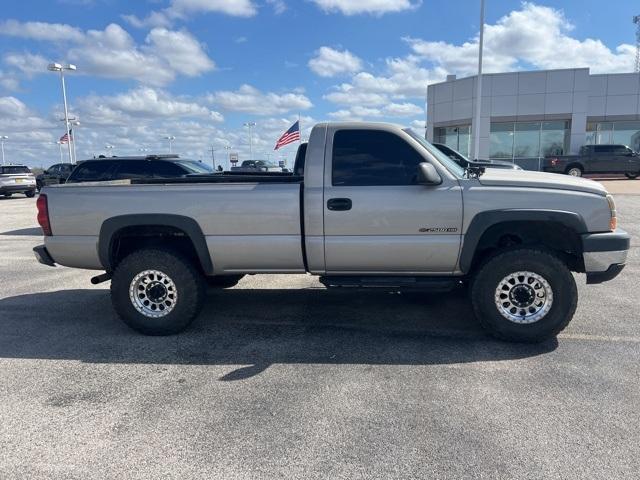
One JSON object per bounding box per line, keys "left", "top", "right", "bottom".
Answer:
{"left": 470, "top": 221, "right": 584, "bottom": 273}
{"left": 565, "top": 163, "right": 583, "bottom": 173}
{"left": 109, "top": 225, "right": 203, "bottom": 273}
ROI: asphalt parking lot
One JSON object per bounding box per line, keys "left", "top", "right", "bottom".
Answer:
{"left": 0, "top": 190, "right": 639, "bottom": 479}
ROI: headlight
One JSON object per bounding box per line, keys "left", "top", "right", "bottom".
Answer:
{"left": 606, "top": 194, "right": 617, "bottom": 231}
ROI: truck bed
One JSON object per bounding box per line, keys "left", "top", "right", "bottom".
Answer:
{"left": 43, "top": 180, "right": 306, "bottom": 274}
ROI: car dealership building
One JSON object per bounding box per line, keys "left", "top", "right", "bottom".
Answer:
{"left": 426, "top": 68, "right": 640, "bottom": 170}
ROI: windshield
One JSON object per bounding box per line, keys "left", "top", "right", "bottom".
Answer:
{"left": 404, "top": 129, "right": 466, "bottom": 178}
{"left": 175, "top": 160, "right": 214, "bottom": 174}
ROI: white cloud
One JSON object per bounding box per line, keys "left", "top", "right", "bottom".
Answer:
{"left": 406, "top": 2, "right": 635, "bottom": 75}
{"left": 267, "top": 0, "right": 287, "bottom": 14}
{"left": 123, "top": 0, "right": 257, "bottom": 28}
{"left": 0, "top": 21, "right": 216, "bottom": 86}
{"left": 208, "top": 84, "right": 312, "bottom": 115}
{"left": 311, "top": 0, "right": 420, "bottom": 15}
{"left": 0, "top": 96, "right": 51, "bottom": 132}
{"left": 384, "top": 102, "right": 423, "bottom": 117}
{"left": 3, "top": 53, "right": 49, "bottom": 77}
{"left": 308, "top": 46, "right": 363, "bottom": 77}
{"left": 146, "top": 28, "right": 215, "bottom": 76}
{"left": 0, "top": 19, "right": 84, "bottom": 42}
{"left": 78, "top": 87, "right": 224, "bottom": 125}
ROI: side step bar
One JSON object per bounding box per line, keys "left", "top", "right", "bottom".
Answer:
{"left": 319, "top": 276, "right": 458, "bottom": 292}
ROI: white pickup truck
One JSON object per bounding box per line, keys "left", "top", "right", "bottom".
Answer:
{"left": 34, "top": 122, "right": 630, "bottom": 342}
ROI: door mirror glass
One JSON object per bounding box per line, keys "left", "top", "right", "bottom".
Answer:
{"left": 418, "top": 162, "right": 442, "bottom": 185}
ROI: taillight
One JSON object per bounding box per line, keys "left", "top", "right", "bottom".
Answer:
{"left": 36, "top": 194, "right": 52, "bottom": 236}
{"left": 550, "top": 158, "right": 559, "bottom": 166}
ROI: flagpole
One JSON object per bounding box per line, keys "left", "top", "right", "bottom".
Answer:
{"left": 298, "top": 113, "right": 302, "bottom": 144}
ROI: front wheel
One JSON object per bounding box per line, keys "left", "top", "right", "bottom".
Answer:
{"left": 625, "top": 172, "right": 639, "bottom": 179}
{"left": 470, "top": 248, "right": 577, "bottom": 343}
{"left": 111, "top": 248, "right": 206, "bottom": 335}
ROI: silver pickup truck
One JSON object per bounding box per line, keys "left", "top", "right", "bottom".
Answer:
{"left": 34, "top": 122, "right": 630, "bottom": 342}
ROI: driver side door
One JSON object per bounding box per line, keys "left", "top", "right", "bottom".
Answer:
{"left": 322, "top": 128, "right": 463, "bottom": 274}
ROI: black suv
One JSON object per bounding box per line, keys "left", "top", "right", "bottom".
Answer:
{"left": 65, "top": 156, "right": 214, "bottom": 183}
{"left": 36, "top": 163, "right": 75, "bottom": 191}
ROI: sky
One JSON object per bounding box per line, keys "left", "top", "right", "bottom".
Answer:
{"left": 0, "top": 0, "right": 638, "bottom": 168}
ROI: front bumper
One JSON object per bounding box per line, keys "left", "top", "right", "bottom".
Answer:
{"left": 33, "top": 245, "right": 56, "bottom": 267}
{"left": 581, "top": 229, "right": 630, "bottom": 284}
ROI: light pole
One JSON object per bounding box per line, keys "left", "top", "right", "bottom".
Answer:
{"left": 243, "top": 122, "right": 256, "bottom": 159}
{"left": 210, "top": 146, "right": 218, "bottom": 170}
{"left": 0, "top": 136, "right": 7, "bottom": 166}
{"left": 164, "top": 136, "right": 175, "bottom": 153}
{"left": 472, "top": 0, "right": 485, "bottom": 161}
{"left": 48, "top": 63, "right": 76, "bottom": 164}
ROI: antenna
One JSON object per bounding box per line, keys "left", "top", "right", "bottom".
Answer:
{"left": 634, "top": 15, "right": 640, "bottom": 73}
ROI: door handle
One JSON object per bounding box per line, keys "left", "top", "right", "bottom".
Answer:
{"left": 327, "top": 198, "right": 352, "bottom": 211}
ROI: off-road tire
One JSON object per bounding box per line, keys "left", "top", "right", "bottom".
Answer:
{"left": 111, "top": 248, "right": 206, "bottom": 335}
{"left": 206, "top": 275, "right": 244, "bottom": 288}
{"left": 470, "top": 248, "right": 578, "bottom": 343}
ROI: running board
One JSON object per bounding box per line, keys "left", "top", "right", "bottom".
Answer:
{"left": 319, "top": 276, "right": 458, "bottom": 292}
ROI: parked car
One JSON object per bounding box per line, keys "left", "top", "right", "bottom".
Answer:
{"left": 65, "top": 155, "right": 214, "bottom": 183}
{"left": 34, "top": 122, "right": 629, "bottom": 343}
{"left": 36, "top": 163, "right": 74, "bottom": 191}
{"left": 0, "top": 165, "right": 37, "bottom": 197}
{"left": 543, "top": 144, "right": 640, "bottom": 178}
{"left": 432, "top": 143, "right": 522, "bottom": 170}
{"left": 230, "top": 160, "right": 283, "bottom": 173}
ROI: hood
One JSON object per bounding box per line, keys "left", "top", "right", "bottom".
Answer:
{"left": 478, "top": 169, "right": 608, "bottom": 196}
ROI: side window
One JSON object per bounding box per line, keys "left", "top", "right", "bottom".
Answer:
{"left": 68, "top": 162, "right": 114, "bottom": 182}
{"left": 613, "top": 145, "right": 630, "bottom": 155}
{"left": 332, "top": 130, "right": 425, "bottom": 186}
{"left": 594, "top": 145, "right": 613, "bottom": 154}
{"left": 48, "top": 165, "right": 61, "bottom": 174}
{"left": 114, "top": 161, "right": 152, "bottom": 180}
{"left": 151, "top": 161, "right": 186, "bottom": 178}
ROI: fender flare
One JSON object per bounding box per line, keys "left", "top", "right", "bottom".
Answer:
{"left": 98, "top": 214, "right": 213, "bottom": 274}
{"left": 459, "top": 209, "right": 588, "bottom": 273}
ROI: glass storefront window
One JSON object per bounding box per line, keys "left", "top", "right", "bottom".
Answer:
{"left": 434, "top": 125, "right": 471, "bottom": 158}
{"left": 587, "top": 121, "right": 640, "bottom": 151}
{"left": 490, "top": 121, "right": 569, "bottom": 160}
{"left": 489, "top": 123, "right": 514, "bottom": 159}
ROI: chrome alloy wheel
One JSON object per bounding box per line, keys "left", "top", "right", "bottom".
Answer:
{"left": 494, "top": 271, "right": 553, "bottom": 324}
{"left": 129, "top": 270, "right": 178, "bottom": 318}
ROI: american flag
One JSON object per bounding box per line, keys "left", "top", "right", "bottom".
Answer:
{"left": 59, "top": 130, "right": 73, "bottom": 144}
{"left": 274, "top": 121, "right": 300, "bottom": 150}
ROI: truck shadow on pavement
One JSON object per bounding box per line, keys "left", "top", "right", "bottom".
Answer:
{"left": 0, "top": 287, "right": 557, "bottom": 379}
{"left": 0, "top": 227, "right": 42, "bottom": 236}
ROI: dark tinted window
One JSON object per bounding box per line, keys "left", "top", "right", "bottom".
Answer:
{"left": 332, "top": 130, "right": 425, "bottom": 186}
{"left": 61, "top": 164, "right": 74, "bottom": 173}
{"left": 48, "top": 164, "right": 62, "bottom": 174}
{"left": 594, "top": 145, "right": 614, "bottom": 154}
{"left": 150, "top": 161, "right": 187, "bottom": 177}
{"left": 67, "top": 161, "right": 115, "bottom": 182}
{"left": 613, "top": 145, "right": 631, "bottom": 155}
{"left": 114, "top": 161, "right": 153, "bottom": 180}
{"left": 1, "top": 166, "right": 30, "bottom": 174}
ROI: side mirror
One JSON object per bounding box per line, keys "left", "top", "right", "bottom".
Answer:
{"left": 418, "top": 162, "right": 442, "bottom": 185}
{"left": 43, "top": 170, "right": 48, "bottom": 174}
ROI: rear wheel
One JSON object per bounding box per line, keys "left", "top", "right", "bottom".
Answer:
{"left": 625, "top": 172, "right": 639, "bottom": 179}
{"left": 25, "top": 190, "right": 36, "bottom": 198}
{"left": 111, "top": 248, "right": 206, "bottom": 335}
{"left": 565, "top": 166, "right": 583, "bottom": 177}
{"left": 470, "top": 248, "right": 577, "bottom": 342}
